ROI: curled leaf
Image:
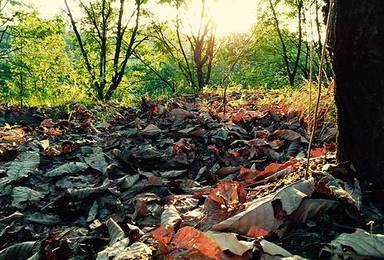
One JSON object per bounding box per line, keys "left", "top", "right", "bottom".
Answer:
{"left": 161, "top": 205, "right": 181, "bottom": 229}
{"left": 0, "top": 241, "right": 38, "bottom": 259}
{"left": 45, "top": 162, "right": 88, "bottom": 177}
{"left": 205, "top": 231, "right": 254, "bottom": 256}
{"left": 106, "top": 218, "right": 126, "bottom": 245}
{"left": 213, "top": 180, "right": 314, "bottom": 235}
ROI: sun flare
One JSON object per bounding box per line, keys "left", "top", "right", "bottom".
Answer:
{"left": 27, "top": 0, "right": 258, "bottom": 37}
{"left": 183, "top": 0, "right": 258, "bottom": 37}
{"left": 213, "top": 1, "right": 257, "bottom": 36}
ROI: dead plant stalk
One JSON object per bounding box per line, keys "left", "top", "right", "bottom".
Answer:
{"left": 305, "top": 0, "right": 334, "bottom": 178}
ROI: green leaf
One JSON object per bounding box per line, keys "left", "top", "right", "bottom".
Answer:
{"left": 322, "top": 229, "right": 384, "bottom": 258}
{"left": 12, "top": 186, "right": 44, "bottom": 209}
{"left": 45, "top": 162, "right": 88, "bottom": 177}
{"left": 84, "top": 148, "right": 108, "bottom": 174}
{"left": 7, "top": 151, "right": 40, "bottom": 181}
{"left": 26, "top": 212, "right": 61, "bottom": 226}
{"left": 0, "top": 241, "right": 38, "bottom": 259}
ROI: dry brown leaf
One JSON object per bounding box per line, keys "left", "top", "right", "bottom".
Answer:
{"left": 161, "top": 205, "right": 182, "bottom": 229}
{"left": 205, "top": 231, "right": 254, "bottom": 256}
{"left": 290, "top": 199, "right": 339, "bottom": 224}
{"left": 213, "top": 180, "right": 314, "bottom": 235}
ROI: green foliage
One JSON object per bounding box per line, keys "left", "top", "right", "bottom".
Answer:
{"left": 212, "top": 22, "right": 307, "bottom": 89}
{"left": 0, "top": 0, "right": 329, "bottom": 107}
{"left": 0, "top": 10, "right": 87, "bottom": 106}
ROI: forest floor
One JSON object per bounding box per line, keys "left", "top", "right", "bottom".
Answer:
{"left": 0, "top": 90, "right": 383, "bottom": 259}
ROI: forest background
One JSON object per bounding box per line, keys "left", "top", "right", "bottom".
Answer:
{"left": 0, "top": 0, "right": 332, "bottom": 107}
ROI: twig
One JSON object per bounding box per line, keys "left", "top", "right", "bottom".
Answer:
{"left": 305, "top": 0, "right": 334, "bottom": 178}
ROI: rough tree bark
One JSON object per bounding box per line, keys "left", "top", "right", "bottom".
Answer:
{"left": 333, "top": 0, "right": 384, "bottom": 188}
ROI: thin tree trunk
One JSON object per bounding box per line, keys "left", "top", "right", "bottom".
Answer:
{"left": 291, "top": 0, "right": 303, "bottom": 83}
{"left": 268, "top": 0, "right": 293, "bottom": 86}
{"left": 315, "top": 0, "right": 332, "bottom": 81}
{"left": 105, "top": 0, "right": 142, "bottom": 100}
{"left": 176, "top": 6, "right": 195, "bottom": 88}
{"left": 65, "top": 0, "right": 97, "bottom": 93}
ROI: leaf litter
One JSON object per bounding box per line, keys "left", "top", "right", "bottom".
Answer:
{"left": 0, "top": 94, "right": 382, "bottom": 259}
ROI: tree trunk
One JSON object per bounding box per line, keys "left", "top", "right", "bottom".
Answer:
{"left": 333, "top": 0, "right": 384, "bottom": 188}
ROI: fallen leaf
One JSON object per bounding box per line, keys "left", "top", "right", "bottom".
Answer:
{"left": 12, "top": 186, "right": 44, "bottom": 209}
{"left": 45, "top": 162, "right": 88, "bottom": 177}
{"left": 7, "top": 151, "right": 40, "bottom": 181}
{"left": 161, "top": 205, "right": 182, "bottom": 229}
{"left": 205, "top": 231, "right": 254, "bottom": 256}
{"left": 151, "top": 226, "right": 173, "bottom": 252}
{"left": 260, "top": 239, "right": 292, "bottom": 258}
{"left": 206, "top": 181, "right": 247, "bottom": 209}
{"left": 0, "top": 241, "right": 38, "bottom": 259}
{"left": 310, "top": 148, "right": 326, "bottom": 157}
{"left": 39, "top": 139, "right": 50, "bottom": 150}
{"left": 213, "top": 180, "right": 314, "bottom": 235}
{"left": 159, "top": 169, "right": 187, "bottom": 179}
{"left": 86, "top": 200, "right": 99, "bottom": 222}
{"left": 257, "top": 159, "right": 298, "bottom": 180}
{"left": 290, "top": 199, "right": 339, "bottom": 224}
{"left": 313, "top": 171, "right": 362, "bottom": 211}
{"left": 170, "top": 108, "right": 196, "bottom": 121}
{"left": 84, "top": 147, "right": 108, "bottom": 174}
{"left": 321, "top": 229, "right": 384, "bottom": 259}
{"left": 114, "top": 242, "right": 152, "bottom": 259}
{"left": 96, "top": 238, "right": 130, "bottom": 260}
{"left": 270, "top": 129, "right": 307, "bottom": 143}
{"left": 239, "top": 167, "right": 259, "bottom": 181}
{"left": 142, "top": 124, "right": 162, "bottom": 136}
{"left": 26, "top": 212, "right": 61, "bottom": 225}
{"left": 168, "top": 226, "right": 223, "bottom": 259}
{"left": 106, "top": 218, "right": 126, "bottom": 245}
{"left": 247, "top": 226, "right": 269, "bottom": 238}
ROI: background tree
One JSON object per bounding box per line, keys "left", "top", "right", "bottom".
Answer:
{"left": 0, "top": 0, "right": 20, "bottom": 59}
{"left": 332, "top": 0, "right": 384, "bottom": 188}
{"left": 150, "top": 0, "right": 215, "bottom": 92}
{"left": 65, "top": 0, "right": 147, "bottom": 100}
{"left": 267, "top": 0, "right": 303, "bottom": 86}
{"left": 0, "top": 0, "right": 333, "bottom": 104}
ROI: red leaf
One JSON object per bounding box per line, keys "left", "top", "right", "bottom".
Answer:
{"left": 192, "top": 188, "right": 212, "bottom": 199}
{"left": 246, "top": 226, "right": 269, "bottom": 239}
{"left": 231, "top": 113, "right": 246, "bottom": 123}
{"left": 151, "top": 226, "right": 174, "bottom": 252}
{"left": 170, "top": 227, "right": 223, "bottom": 259}
{"left": 310, "top": 148, "right": 326, "bottom": 157}
{"left": 228, "top": 149, "right": 241, "bottom": 158}
{"left": 206, "top": 181, "right": 246, "bottom": 207}
{"left": 257, "top": 159, "right": 298, "bottom": 180}
{"left": 238, "top": 167, "right": 259, "bottom": 181}
{"left": 61, "top": 141, "right": 75, "bottom": 154}
{"left": 47, "top": 128, "right": 62, "bottom": 137}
